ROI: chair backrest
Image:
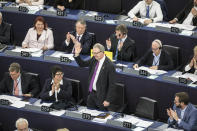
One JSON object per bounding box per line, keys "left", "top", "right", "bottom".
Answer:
{"left": 9, "top": 23, "right": 14, "bottom": 45}
{"left": 66, "top": 78, "right": 82, "bottom": 104}
{"left": 163, "top": 45, "right": 181, "bottom": 69}
{"left": 109, "top": 83, "right": 127, "bottom": 112}
{"left": 155, "top": 0, "right": 168, "bottom": 21}
{"left": 135, "top": 97, "right": 158, "bottom": 120}
{"left": 89, "top": 32, "right": 96, "bottom": 49}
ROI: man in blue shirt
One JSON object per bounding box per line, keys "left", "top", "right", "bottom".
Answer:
{"left": 167, "top": 92, "right": 197, "bottom": 131}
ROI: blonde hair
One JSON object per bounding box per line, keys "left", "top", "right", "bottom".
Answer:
{"left": 15, "top": 118, "right": 28, "bottom": 128}
{"left": 193, "top": 46, "right": 197, "bottom": 54}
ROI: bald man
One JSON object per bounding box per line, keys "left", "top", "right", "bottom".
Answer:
{"left": 133, "top": 39, "right": 174, "bottom": 71}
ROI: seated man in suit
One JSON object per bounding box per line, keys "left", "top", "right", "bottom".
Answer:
{"left": 54, "top": 0, "right": 84, "bottom": 11}
{"left": 167, "top": 92, "right": 197, "bottom": 131}
{"left": 62, "top": 19, "right": 93, "bottom": 55}
{"left": 0, "top": 63, "right": 40, "bottom": 97}
{"left": 0, "top": 12, "right": 11, "bottom": 45}
{"left": 40, "top": 65, "right": 72, "bottom": 102}
{"left": 133, "top": 39, "right": 174, "bottom": 71}
{"left": 128, "top": 0, "right": 163, "bottom": 25}
{"left": 169, "top": 0, "right": 197, "bottom": 26}
{"left": 184, "top": 45, "right": 197, "bottom": 74}
{"left": 105, "top": 24, "right": 136, "bottom": 62}
{"left": 15, "top": 118, "right": 33, "bottom": 131}
{"left": 74, "top": 43, "right": 117, "bottom": 111}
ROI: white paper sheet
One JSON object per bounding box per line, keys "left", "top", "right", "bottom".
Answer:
{"left": 133, "top": 127, "right": 145, "bottom": 131}
{"left": 10, "top": 101, "right": 29, "bottom": 108}
{"left": 136, "top": 66, "right": 167, "bottom": 75}
{"left": 51, "top": 51, "right": 74, "bottom": 60}
{"left": 12, "top": 47, "right": 41, "bottom": 53}
{"left": 79, "top": 109, "right": 104, "bottom": 116}
{"left": 136, "top": 120, "right": 153, "bottom": 128}
{"left": 0, "top": 95, "right": 21, "bottom": 103}
{"left": 49, "top": 110, "right": 66, "bottom": 116}
{"left": 92, "top": 115, "right": 113, "bottom": 123}
{"left": 173, "top": 72, "right": 197, "bottom": 82}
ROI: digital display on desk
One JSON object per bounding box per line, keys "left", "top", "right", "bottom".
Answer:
{"left": 94, "top": 15, "right": 104, "bottom": 22}
{"left": 133, "top": 21, "right": 143, "bottom": 27}
{"left": 179, "top": 77, "right": 188, "bottom": 84}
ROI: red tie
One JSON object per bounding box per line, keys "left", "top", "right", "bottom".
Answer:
{"left": 14, "top": 80, "right": 19, "bottom": 96}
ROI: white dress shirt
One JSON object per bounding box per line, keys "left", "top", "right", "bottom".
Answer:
{"left": 128, "top": 0, "right": 163, "bottom": 22}
{"left": 13, "top": 75, "right": 22, "bottom": 96}
{"left": 65, "top": 33, "right": 83, "bottom": 46}
{"left": 16, "top": 0, "right": 44, "bottom": 6}
{"left": 22, "top": 27, "right": 54, "bottom": 50}
{"left": 152, "top": 51, "right": 161, "bottom": 66}
{"left": 182, "top": 7, "right": 197, "bottom": 25}
{"left": 93, "top": 55, "right": 106, "bottom": 91}
{"left": 49, "top": 79, "right": 63, "bottom": 102}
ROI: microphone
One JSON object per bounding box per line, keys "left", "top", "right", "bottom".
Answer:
{"left": 42, "top": 28, "right": 48, "bottom": 58}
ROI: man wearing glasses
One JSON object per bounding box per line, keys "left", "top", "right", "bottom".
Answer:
{"left": 40, "top": 65, "right": 72, "bottom": 102}
{"left": 74, "top": 43, "right": 117, "bottom": 111}
{"left": 133, "top": 39, "right": 174, "bottom": 71}
{"left": 167, "top": 92, "right": 197, "bottom": 130}
{"left": 0, "top": 62, "right": 40, "bottom": 97}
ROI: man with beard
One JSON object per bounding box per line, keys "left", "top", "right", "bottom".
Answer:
{"left": 167, "top": 92, "right": 197, "bottom": 131}
{"left": 169, "top": 0, "right": 197, "bottom": 26}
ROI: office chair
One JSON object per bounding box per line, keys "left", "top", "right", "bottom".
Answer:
{"left": 163, "top": 45, "right": 181, "bottom": 69}
{"left": 66, "top": 78, "right": 83, "bottom": 105}
{"left": 89, "top": 32, "right": 96, "bottom": 50}
{"left": 108, "top": 83, "right": 127, "bottom": 112}
{"left": 135, "top": 97, "right": 158, "bottom": 120}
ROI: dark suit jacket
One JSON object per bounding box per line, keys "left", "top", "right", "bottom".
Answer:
{"left": 136, "top": 49, "right": 174, "bottom": 71}
{"left": 74, "top": 55, "right": 116, "bottom": 105}
{"left": 40, "top": 78, "right": 72, "bottom": 102}
{"left": 175, "top": 0, "right": 197, "bottom": 26}
{"left": 0, "top": 21, "right": 11, "bottom": 44}
{"left": 0, "top": 72, "right": 40, "bottom": 97}
{"left": 54, "top": 0, "right": 83, "bottom": 9}
{"left": 106, "top": 34, "right": 136, "bottom": 62}
{"left": 62, "top": 31, "right": 92, "bottom": 55}
{"left": 168, "top": 103, "right": 197, "bottom": 131}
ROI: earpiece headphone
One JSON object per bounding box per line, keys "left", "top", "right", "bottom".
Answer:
{"left": 154, "top": 39, "right": 162, "bottom": 49}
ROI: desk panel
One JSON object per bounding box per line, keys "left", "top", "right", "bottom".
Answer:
{"left": 0, "top": 54, "right": 196, "bottom": 121}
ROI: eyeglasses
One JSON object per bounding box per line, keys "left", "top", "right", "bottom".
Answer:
{"left": 92, "top": 51, "right": 102, "bottom": 55}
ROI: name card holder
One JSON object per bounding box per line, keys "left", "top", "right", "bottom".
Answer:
{"left": 171, "top": 27, "right": 181, "bottom": 33}
{"left": 21, "top": 51, "right": 31, "bottom": 57}
{"left": 0, "top": 99, "right": 12, "bottom": 106}
{"left": 133, "top": 21, "right": 143, "bottom": 27}
{"left": 123, "top": 121, "right": 132, "bottom": 129}
{"left": 57, "top": 9, "right": 66, "bottom": 16}
{"left": 178, "top": 77, "right": 190, "bottom": 84}
{"left": 139, "top": 70, "right": 150, "bottom": 76}
{"left": 82, "top": 113, "right": 92, "bottom": 120}
{"left": 18, "top": 6, "right": 29, "bottom": 13}
{"left": 94, "top": 15, "right": 104, "bottom": 22}
{"left": 60, "top": 56, "right": 71, "bottom": 63}
{"left": 41, "top": 105, "right": 53, "bottom": 112}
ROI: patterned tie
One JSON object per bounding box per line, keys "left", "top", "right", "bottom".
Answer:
{"left": 14, "top": 80, "right": 19, "bottom": 96}
{"left": 114, "top": 39, "right": 122, "bottom": 60}
{"left": 146, "top": 6, "right": 150, "bottom": 18}
{"left": 89, "top": 61, "right": 99, "bottom": 92}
